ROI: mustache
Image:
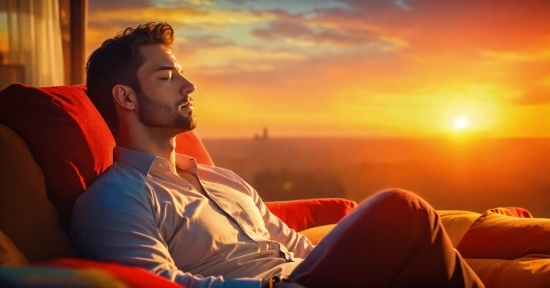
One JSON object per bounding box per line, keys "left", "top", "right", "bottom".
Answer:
{"left": 176, "top": 96, "right": 193, "bottom": 107}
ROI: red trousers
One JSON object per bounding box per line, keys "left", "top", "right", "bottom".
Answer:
{"left": 290, "top": 189, "right": 484, "bottom": 288}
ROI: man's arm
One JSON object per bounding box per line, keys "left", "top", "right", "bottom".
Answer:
{"left": 70, "top": 176, "right": 261, "bottom": 288}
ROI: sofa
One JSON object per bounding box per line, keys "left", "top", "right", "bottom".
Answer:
{"left": 0, "top": 83, "right": 550, "bottom": 287}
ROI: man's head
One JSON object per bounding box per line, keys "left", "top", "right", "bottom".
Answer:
{"left": 86, "top": 22, "right": 196, "bottom": 138}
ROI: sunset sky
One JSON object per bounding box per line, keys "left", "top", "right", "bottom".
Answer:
{"left": 87, "top": 0, "right": 549, "bottom": 138}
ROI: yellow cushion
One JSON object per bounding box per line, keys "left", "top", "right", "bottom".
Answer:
{"left": 299, "top": 224, "right": 336, "bottom": 245}
{"left": 437, "top": 210, "right": 481, "bottom": 247}
{"left": 299, "top": 211, "right": 480, "bottom": 247}
{"left": 0, "top": 124, "right": 79, "bottom": 262}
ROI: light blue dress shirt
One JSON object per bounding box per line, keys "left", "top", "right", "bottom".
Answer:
{"left": 70, "top": 147, "right": 313, "bottom": 288}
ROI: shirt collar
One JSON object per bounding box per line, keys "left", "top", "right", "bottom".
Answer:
{"left": 114, "top": 146, "right": 198, "bottom": 176}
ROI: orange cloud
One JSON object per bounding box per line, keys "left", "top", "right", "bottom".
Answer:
{"left": 88, "top": 5, "right": 273, "bottom": 27}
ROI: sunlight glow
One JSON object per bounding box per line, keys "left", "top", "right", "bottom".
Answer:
{"left": 454, "top": 117, "right": 469, "bottom": 130}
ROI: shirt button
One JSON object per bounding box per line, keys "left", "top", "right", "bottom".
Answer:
{"left": 158, "top": 163, "right": 163, "bottom": 166}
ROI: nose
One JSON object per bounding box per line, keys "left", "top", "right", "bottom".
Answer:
{"left": 180, "top": 77, "right": 195, "bottom": 95}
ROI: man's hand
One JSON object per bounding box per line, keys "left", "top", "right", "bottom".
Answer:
{"left": 263, "top": 276, "right": 306, "bottom": 288}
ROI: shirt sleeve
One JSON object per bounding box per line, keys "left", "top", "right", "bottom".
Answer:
{"left": 70, "top": 171, "right": 262, "bottom": 288}
{"left": 244, "top": 182, "right": 315, "bottom": 259}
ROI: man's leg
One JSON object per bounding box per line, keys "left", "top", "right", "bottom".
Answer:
{"left": 290, "top": 189, "right": 484, "bottom": 288}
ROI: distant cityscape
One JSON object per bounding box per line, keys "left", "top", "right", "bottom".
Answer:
{"left": 203, "top": 137, "right": 550, "bottom": 218}
{"left": 253, "top": 127, "right": 269, "bottom": 141}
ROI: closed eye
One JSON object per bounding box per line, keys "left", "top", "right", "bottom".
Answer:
{"left": 159, "top": 71, "right": 173, "bottom": 80}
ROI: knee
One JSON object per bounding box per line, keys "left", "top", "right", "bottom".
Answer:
{"left": 374, "top": 188, "right": 416, "bottom": 201}
{"left": 364, "top": 188, "right": 426, "bottom": 209}
{"left": 356, "top": 189, "right": 436, "bottom": 225}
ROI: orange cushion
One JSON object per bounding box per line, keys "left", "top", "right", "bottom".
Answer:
{"left": 265, "top": 198, "right": 357, "bottom": 231}
{"left": 466, "top": 256, "right": 550, "bottom": 288}
{"left": 0, "top": 229, "right": 28, "bottom": 265}
{"left": 0, "top": 124, "right": 79, "bottom": 262}
{"left": 456, "top": 208, "right": 550, "bottom": 260}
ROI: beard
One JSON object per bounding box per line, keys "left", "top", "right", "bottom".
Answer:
{"left": 135, "top": 90, "right": 197, "bottom": 133}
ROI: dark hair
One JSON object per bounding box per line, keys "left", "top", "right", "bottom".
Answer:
{"left": 86, "top": 22, "right": 175, "bottom": 137}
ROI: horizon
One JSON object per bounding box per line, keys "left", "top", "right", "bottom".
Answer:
{"left": 199, "top": 133, "right": 550, "bottom": 141}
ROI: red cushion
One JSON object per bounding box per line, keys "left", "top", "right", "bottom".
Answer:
{"left": 0, "top": 84, "right": 115, "bottom": 227}
{"left": 0, "top": 84, "right": 216, "bottom": 228}
{"left": 41, "top": 258, "right": 183, "bottom": 288}
{"left": 175, "top": 132, "right": 214, "bottom": 166}
{"left": 265, "top": 198, "right": 357, "bottom": 231}
{"left": 487, "top": 206, "right": 533, "bottom": 218}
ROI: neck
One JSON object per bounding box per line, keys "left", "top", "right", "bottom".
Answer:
{"left": 117, "top": 124, "right": 179, "bottom": 173}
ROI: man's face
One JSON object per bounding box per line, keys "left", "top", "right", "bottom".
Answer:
{"left": 134, "top": 44, "right": 197, "bottom": 133}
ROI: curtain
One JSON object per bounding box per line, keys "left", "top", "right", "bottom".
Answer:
{"left": 4, "top": 0, "right": 64, "bottom": 87}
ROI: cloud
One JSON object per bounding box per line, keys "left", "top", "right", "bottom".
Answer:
{"left": 479, "top": 49, "right": 550, "bottom": 106}
{"left": 244, "top": 7, "right": 408, "bottom": 53}
{"left": 176, "top": 36, "right": 306, "bottom": 72}
{"left": 324, "top": 0, "right": 550, "bottom": 56}
{"left": 513, "top": 72, "right": 550, "bottom": 105}
{"left": 251, "top": 20, "right": 387, "bottom": 47}
{"left": 225, "top": 0, "right": 249, "bottom": 4}
{"left": 85, "top": 4, "right": 276, "bottom": 55}
{"left": 168, "top": 0, "right": 214, "bottom": 6}
{"left": 481, "top": 50, "right": 550, "bottom": 63}
{"left": 89, "top": 0, "right": 154, "bottom": 11}
{"left": 88, "top": 5, "right": 274, "bottom": 28}
{"left": 89, "top": 0, "right": 213, "bottom": 10}
{"left": 515, "top": 88, "right": 550, "bottom": 105}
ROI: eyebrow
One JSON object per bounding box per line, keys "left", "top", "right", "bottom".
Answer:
{"left": 155, "top": 65, "right": 183, "bottom": 73}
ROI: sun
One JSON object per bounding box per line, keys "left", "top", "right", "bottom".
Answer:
{"left": 453, "top": 117, "right": 469, "bottom": 130}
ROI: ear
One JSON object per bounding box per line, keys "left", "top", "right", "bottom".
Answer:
{"left": 112, "top": 84, "right": 136, "bottom": 111}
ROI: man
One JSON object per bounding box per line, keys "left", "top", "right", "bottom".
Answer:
{"left": 71, "top": 22, "right": 484, "bottom": 288}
